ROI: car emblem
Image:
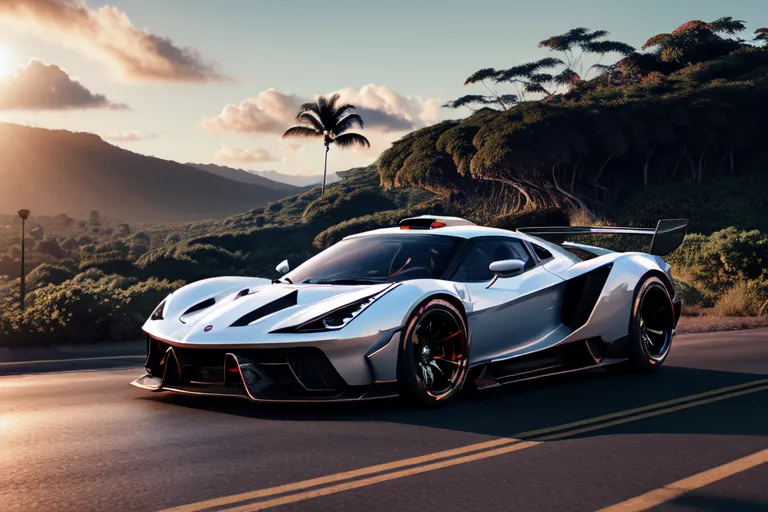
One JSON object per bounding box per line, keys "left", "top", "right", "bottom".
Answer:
{"left": 204, "top": 325, "right": 213, "bottom": 332}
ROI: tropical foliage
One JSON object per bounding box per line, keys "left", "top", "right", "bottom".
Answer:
{"left": 384, "top": 18, "right": 768, "bottom": 220}
{"left": 282, "top": 94, "right": 371, "bottom": 194}
{"left": 444, "top": 28, "right": 634, "bottom": 111}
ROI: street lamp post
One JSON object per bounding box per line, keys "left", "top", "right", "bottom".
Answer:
{"left": 18, "top": 209, "right": 30, "bottom": 321}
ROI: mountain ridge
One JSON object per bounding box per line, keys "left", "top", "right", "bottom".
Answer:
{"left": 0, "top": 123, "right": 295, "bottom": 222}
{"left": 185, "top": 163, "right": 298, "bottom": 192}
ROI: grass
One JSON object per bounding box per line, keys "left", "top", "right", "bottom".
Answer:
{"left": 712, "top": 281, "right": 766, "bottom": 317}
{"left": 676, "top": 312, "right": 768, "bottom": 334}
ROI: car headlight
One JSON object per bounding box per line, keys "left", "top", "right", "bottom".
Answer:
{"left": 150, "top": 299, "right": 166, "bottom": 320}
{"left": 273, "top": 294, "right": 379, "bottom": 333}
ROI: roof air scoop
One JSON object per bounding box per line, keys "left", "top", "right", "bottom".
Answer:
{"left": 399, "top": 215, "right": 476, "bottom": 230}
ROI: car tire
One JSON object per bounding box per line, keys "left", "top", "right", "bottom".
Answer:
{"left": 626, "top": 276, "right": 675, "bottom": 372}
{"left": 397, "top": 299, "right": 469, "bottom": 407}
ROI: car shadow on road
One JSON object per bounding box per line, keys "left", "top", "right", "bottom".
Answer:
{"left": 137, "top": 364, "right": 768, "bottom": 441}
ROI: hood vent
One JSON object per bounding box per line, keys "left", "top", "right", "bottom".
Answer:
{"left": 230, "top": 290, "right": 298, "bottom": 327}
{"left": 180, "top": 298, "right": 216, "bottom": 322}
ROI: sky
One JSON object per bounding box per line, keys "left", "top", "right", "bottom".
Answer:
{"left": 0, "top": 0, "right": 765, "bottom": 177}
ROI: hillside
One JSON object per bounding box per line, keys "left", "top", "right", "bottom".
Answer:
{"left": 186, "top": 163, "right": 299, "bottom": 192}
{"left": 0, "top": 123, "right": 295, "bottom": 222}
{"left": 378, "top": 22, "right": 768, "bottom": 231}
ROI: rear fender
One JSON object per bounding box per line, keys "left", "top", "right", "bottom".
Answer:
{"left": 555, "top": 253, "right": 669, "bottom": 346}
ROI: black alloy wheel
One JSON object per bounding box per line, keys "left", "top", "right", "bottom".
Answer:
{"left": 397, "top": 299, "right": 469, "bottom": 406}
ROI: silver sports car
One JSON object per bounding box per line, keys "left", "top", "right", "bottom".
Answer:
{"left": 132, "top": 215, "right": 687, "bottom": 406}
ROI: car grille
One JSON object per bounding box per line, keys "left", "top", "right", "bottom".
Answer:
{"left": 145, "top": 337, "right": 346, "bottom": 399}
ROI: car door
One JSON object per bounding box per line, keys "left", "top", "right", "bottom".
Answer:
{"left": 450, "top": 236, "right": 565, "bottom": 363}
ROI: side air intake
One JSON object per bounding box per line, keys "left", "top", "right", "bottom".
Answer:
{"left": 561, "top": 264, "right": 613, "bottom": 331}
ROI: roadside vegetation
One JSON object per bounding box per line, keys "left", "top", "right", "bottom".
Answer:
{"left": 1, "top": 17, "right": 767, "bottom": 346}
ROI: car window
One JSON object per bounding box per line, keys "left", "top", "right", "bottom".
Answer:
{"left": 530, "top": 243, "right": 554, "bottom": 261}
{"left": 451, "top": 238, "right": 533, "bottom": 283}
{"left": 284, "top": 234, "right": 462, "bottom": 284}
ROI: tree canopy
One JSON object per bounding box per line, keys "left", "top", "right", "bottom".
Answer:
{"left": 381, "top": 18, "right": 768, "bottom": 216}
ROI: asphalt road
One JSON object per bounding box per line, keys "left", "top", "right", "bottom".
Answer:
{"left": 1, "top": 330, "right": 767, "bottom": 512}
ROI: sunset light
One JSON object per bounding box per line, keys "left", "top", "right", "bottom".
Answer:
{"left": 0, "top": 2, "right": 767, "bottom": 511}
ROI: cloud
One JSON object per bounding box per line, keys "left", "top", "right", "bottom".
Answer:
{"left": 201, "top": 84, "right": 439, "bottom": 135}
{"left": 104, "top": 130, "right": 156, "bottom": 142}
{"left": 0, "top": 59, "right": 128, "bottom": 110}
{"left": 333, "top": 84, "right": 440, "bottom": 131}
{"left": 201, "top": 89, "right": 301, "bottom": 134}
{"left": 285, "top": 144, "right": 303, "bottom": 151}
{"left": 0, "top": 0, "right": 227, "bottom": 83}
{"left": 215, "top": 145, "right": 276, "bottom": 164}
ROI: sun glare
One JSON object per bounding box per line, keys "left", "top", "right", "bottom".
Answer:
{"left": 0, "top": 44, "right": 13, "bottom": 77}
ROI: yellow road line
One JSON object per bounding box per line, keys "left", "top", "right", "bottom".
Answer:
{"left": 221, "top": 384, "right": 768, "bottom": 512}
{"left": 159, "top": 437, "right": 522, "bottom": 512}
{"left": 224, "top": 441, "right": 543, "bottom": 512}
{"left": 518, "top": 378, "right": 768, "bottom": 439}
{"left": 596, "top": 447, "right": 768, "bottom": 512}
{"left": 0, "top": 355, "right": 145, "bottom": 367}
{"left": 160, "top": 379, "right": 768, "bottom": 512}
{"left": 538, "top": 384, "right": 768, "bottom": 441}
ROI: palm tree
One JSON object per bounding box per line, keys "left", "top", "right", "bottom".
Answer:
{"left": 281, "top": 94, "right": 370, "bottom": 194}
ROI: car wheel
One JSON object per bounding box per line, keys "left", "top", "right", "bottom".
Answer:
{"left": 397, "top": 299, "right": 469, "bottom": 407}
{"left": 627, "top": 276, "right": 675, "bottom": 372}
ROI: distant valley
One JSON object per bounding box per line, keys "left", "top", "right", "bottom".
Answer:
{"left": 0, "top": 123, "right": 299, "bottom": 222}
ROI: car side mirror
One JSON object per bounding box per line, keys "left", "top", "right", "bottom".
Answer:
{"left": 487, "top": 259, "right": 525, "bottom": 288}
{"left": 275, "top": 259, "right": 290, "bottom": 274}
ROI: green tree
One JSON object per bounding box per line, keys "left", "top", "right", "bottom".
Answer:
{"left": 281, "top": 94, "right": 371, "bottom": 195}
{"left": 447, "top": 28, "right": 633, "bottom": 112}
{"left": 538, "top": 27, "right": 634, "bottom": 82}
{"left": 116, "top": 223, "right": 131, "bottom": 236}
{"left": 88, "top": 210, "right": 102, "bottom": 228}
{"left": 756, "top": 28, "right": 768, "bottom": 45}
{"left": 642, "top": 19, "right": 744, "bottom": 67}
{"left": 35, "top": 239, "right": 64, "bottom": 259}
{"left": 29, "top": 226, "right": 44, "bottom": 240}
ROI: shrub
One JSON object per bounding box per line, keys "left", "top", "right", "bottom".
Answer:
{"left": 29, "top": 226, "right": 44, "bottom": 240}
{"left": 35, "top": 238, "right": 65, "bottom": 259}
{"left": 79, "top": 250, "right": 136, "bottom": 276}
{"left": 617, "top": 173, "right": 768, "bottom": 234}
{"left": 672, "top": 277, "right": 707, "bottom": 306}
{"left": 61, "top": 237, "right": 80, "bottom": 253}
{"left": 25, "top": 264, "right": 76, "bottom": 289}
{"left": 136, "top": 243, "right": 247, "bottom": 282}
{"left": 165, "top": 233, "right": 181, "bottom": 245}
{"left": 667, "top": 228, "right": 768, "bottom": 296}
{"left": 0, "top": 271, "right": 183, "bottom": 346}
{"left": 712, "top": 280, "right": 766, "bottom": 317}
{"left": 302, "top": 189, "right": 397, "bottom": 225}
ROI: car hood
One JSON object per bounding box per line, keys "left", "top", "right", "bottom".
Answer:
{"left": 143, "top": 281, "right": 394, "bottom": 345}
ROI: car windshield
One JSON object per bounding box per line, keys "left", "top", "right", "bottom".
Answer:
{"left": 284, "top": 235, "right": 462, "bottom": 284}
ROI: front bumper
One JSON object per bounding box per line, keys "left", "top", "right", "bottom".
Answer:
{"left": 130, "top": 336, "right": 400, "bottom": 402}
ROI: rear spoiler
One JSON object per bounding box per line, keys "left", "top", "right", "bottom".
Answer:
{"left": 517, "top": 219, "right": 689, "bottom": 256}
